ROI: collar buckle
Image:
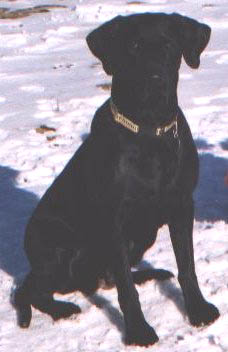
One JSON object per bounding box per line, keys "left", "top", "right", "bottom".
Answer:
{"left": 156, "top": 127, "right": 163, "bottom": 137}
{"left": 110, "top": 100, "right": 139, "bottom": 134}
{"left": 156, "top": 117, "right": 178, "bottom": 138}
{"left": 173, "top": 120, "right": 178, "bottom": 139}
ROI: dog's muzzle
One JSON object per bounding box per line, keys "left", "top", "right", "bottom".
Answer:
{"left": 110, "top": 99, "right": 178, "bottom": 139}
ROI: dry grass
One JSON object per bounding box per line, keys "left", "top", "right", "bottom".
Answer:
{"left": 96, "top": 83, "right": 112, "bottom": 91}
{"left": 35, "top": 125, "right": 57, "bottom": 134}
{"left": 127, "top": 1, "right": 148, "bottom": 5}
{"left": 0, "top": 5, "right": 67, "bottom": 19}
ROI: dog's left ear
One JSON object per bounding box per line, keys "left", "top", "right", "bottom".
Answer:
{"left": 86, "top": 16, "right": 125, "bottom": 75}
{"left": 173, "top": 14, "right": 211, "bottom": 69}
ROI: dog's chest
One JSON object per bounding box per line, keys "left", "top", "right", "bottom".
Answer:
{"left": 116, "top": 141, "right": 179, "bottom": 201}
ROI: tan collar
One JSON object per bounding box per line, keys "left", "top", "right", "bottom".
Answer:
{"left": 110, "top": 99, "right": 178, "bottom": 138}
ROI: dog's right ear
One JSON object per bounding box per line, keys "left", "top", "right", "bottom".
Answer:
{"left": 86, "top": 16, "right": 124, "bottom": 75}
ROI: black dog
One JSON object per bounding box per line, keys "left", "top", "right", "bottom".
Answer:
{"left": 14, "top": 13, "right": 220, "bottom": 347}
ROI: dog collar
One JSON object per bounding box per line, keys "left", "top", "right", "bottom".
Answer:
{"left": 110, "top": 99, "right": 139, "bottom": 134}
{"left": 110, "top": 99, "right": 178, "bottom": 138}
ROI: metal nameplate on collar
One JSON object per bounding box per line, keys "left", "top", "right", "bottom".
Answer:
{"left": 114, "top": 112, "right": 139, "bottom": 134}
{"left": 110, "top": 100, "right": 140, "bottom": 134}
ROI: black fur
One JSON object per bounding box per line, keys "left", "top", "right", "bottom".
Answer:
{"left": 14, "top": 13, "right": 219, "bottom": 346}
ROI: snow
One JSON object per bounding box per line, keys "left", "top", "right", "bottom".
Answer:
{"left": 0, "top": 0, "right": 227, "bottom": 351}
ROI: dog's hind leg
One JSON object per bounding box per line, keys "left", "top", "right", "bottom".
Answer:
{"left": 31, "top": 292, "right": 81, "bottom": 322}
{"left": 132, "top": 268, "right": 174, "bottom": 285}
{"left": 14, "top": 271, "right": 81, "bottom": 328}
{"left": 103, "top": 267, "right": 173, "bottom": 289}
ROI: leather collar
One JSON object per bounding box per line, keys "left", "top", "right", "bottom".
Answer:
{"left": 110, "top": 99, "right": 178, "bottom": 139}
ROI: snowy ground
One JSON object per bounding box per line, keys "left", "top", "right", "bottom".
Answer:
{"left": 0, "top": 0, "right": 227, "bottom": 351}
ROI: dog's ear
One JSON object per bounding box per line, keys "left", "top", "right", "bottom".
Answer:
{"left": 173, "top": 14, "right": 211, "bottom": 69}
{"left": 86, "top": 16, "right": 124, "bottom": 75}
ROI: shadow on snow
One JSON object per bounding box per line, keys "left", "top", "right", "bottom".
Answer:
{"left": 0, "top": 166, "right": 38, "bottom": 279}
{"left": 194, "top": 139, "right": 228, "bottom": 223}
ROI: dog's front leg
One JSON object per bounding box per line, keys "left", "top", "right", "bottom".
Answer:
{"left": 109, "top": 235, "right": 159, "bottom": 346}
{"left": 169, "top": 198, "right": 220, "bottom": 326}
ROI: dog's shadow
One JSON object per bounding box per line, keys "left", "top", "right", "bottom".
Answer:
{"left": 0, "top": 166, "right": 38, "bottom": 280}
{"left": 137, "top": 260, "right": 186, "bottom": 317}
{"left": 88, "top": 294, "right": 125, "bottom": 334}
{"left": 194, "top": 139, "right": 228, "bottom": 222}
{"left": 156, "top": 278, "right": 186, "bottom": 317}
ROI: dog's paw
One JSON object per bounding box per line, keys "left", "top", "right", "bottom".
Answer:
{"left": 125, "top": 321, "right": 159, "bottom": 347}
{"left": 17, "top": 305, "right": 32, "bottom": 328}
{"left": 51, "top": 301, "right": 81, "bottom": 321}
{"left": 188, "top": 301, "right": 220, "bottom": 327}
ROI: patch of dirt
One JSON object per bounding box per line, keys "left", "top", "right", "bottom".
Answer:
{"left": 127, "top": 1, "right": 148, "bottom": 5}
{"left": 0, "top": 7, "right": 10, "bottom": 16}
{"left": 202, "top": 4, "right": 216, "bottom": 8}
{"left": 35, "top": 125, "right": 57, "bottom": 134}
{"left": 90, "top": 62, "right": 101, "bottom": 69}
{"left": 96, "top": 83, "right": 112, "bottom": 91}
{"left": 46, "top": 135, "right": 57, "bottom": 142}
{"left": 53, "top": 63, "right": 76, "bottom": 70}
{"left": 0, "top": 5, "right": 67, "bottom": 19}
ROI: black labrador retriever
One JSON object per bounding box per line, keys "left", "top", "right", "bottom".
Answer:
{"left": 14, "top": 13, "right": 220, "bottom": 346}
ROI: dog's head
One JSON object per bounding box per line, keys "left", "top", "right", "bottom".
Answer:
{"left": 87, "top": 13, "right": 211, "bottom": 115}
